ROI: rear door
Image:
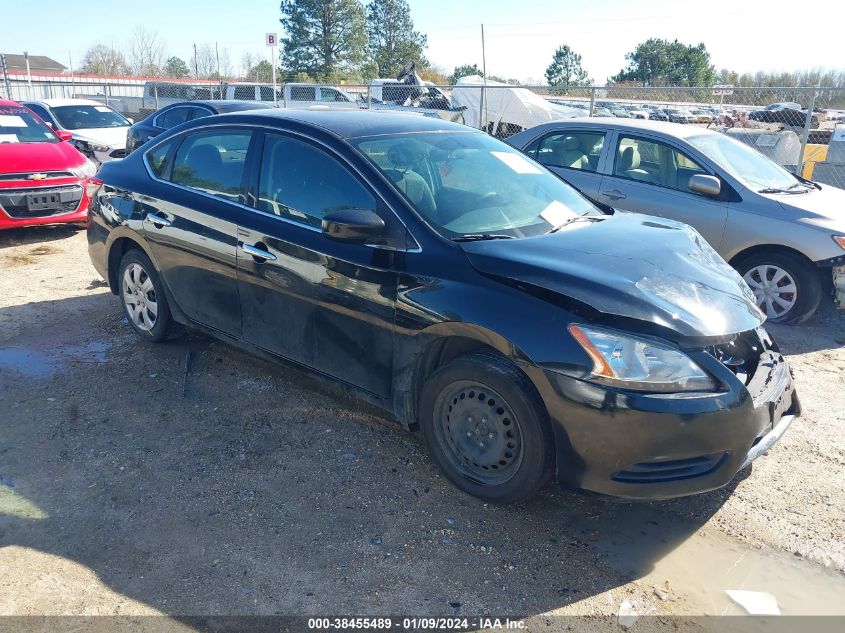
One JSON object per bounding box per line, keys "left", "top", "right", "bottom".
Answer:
{"left": 522, "top": 129, "right": 609, "bottom": 200}
{"left": 138, "top": 127, "right": 254, "bottom": 336}
{"left": 236, "top": 131, "right": 402, "bottom": 397}
{"left": 597, "top": 132, "right": 729, "bottom": 248}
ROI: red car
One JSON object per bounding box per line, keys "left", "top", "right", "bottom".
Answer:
{"left": 0, "top": 100, "right": 97, "bottom": 230}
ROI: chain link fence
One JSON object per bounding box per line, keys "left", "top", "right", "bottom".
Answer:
{"left": 3, "top": 77, "right": 844, "bottom": 189}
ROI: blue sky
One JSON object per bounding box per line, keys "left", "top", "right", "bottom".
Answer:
{"left": 2, "top": 0, "right": 838, "bottom": 82}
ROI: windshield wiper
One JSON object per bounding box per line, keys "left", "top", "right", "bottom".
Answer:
{"left": 545, "top": 214, "right": 602, "bottom": 234}
{"left": 758, "top": 186, "right": 808, "bottom": 194}
{"left": 451, "top": 233, "right": 516, "bottom": 242}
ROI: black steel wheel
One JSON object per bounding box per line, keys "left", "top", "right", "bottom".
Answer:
{"left": 420, "top": 350, "right": 554, "bottom": 503}
{"left": 433, "top": 381, "right": 524, "bottom": 486}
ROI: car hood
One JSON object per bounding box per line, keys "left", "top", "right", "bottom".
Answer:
{"left": 0, "top": 140, "right": 86, "bottom": 174}
{"left": 460, "top": 213, "right": 765, "bottom": 339}
{"left": 70, "top": 127, "right": 129, "bottom": 149}
{"left": 770, "top": 183, "right": 845, "bottom": 231}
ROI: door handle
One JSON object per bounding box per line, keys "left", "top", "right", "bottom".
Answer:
{"left": 241, "top": 242, "right": 277, "bottom": 262}
{"left": 146, "top": 212, "right": 171, "bottom": 227}
{"left": 601, "top": 189, "right": 627, "bottom": 200}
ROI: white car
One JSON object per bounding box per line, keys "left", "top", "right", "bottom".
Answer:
{"left": 23, "top": 98, "right": 131, "bottom": 165}
{"left": 624, "top": 105, "right": 650, "bottom": 119}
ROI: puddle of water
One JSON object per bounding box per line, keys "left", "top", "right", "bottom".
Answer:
{"left": 0, "top": 342, "right": 109, "bottom": 379}
{"left": 637, "top": 529, "right": 845, "bottom": 615}
{"left": 572, "top": 503, "right": 845, "bottom": 615}
{"left": 0, "top": 347, "right": 55, "bottom": 378}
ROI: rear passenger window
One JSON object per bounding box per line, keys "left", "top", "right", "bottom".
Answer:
{"left": 169, "top": 131, "right": 252, "bottom": 201}
{"left": 290, "top": 86, "right": 316, "bottom": 101}
{"left": 233, "top": 85, "right": 256, "bottom": 100}
{"left": 256, "top": 134, "right": 376, "bottom": 228}
{"left": 146, "top": 140, "right": 174, "bottom": 178}
{"left": 528, "top": 132, "right": 605, "bottom": 172}
{"left": 156, "top": 107, "right": 190, "bottom": 129}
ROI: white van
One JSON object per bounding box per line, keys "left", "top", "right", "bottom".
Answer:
{"left": 223, "top": 83, "right": 361, "bottom": 108}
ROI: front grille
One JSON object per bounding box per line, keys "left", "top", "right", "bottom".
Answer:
{"left": 0, "top": 171, "right": 74, "bottom": 182}
{"left": 0, "top": 185, "right": 83, "bottom": 219}
{"left": 612, "top": 453, "right": 729, "bottom": 484}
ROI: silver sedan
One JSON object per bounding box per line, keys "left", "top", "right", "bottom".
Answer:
{"left": 507, "top": 118, "right": 845, "bottom": 323}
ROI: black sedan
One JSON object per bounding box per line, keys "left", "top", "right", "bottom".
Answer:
{"left": 125, "top": 100, "right": 276, "bottom": 154}
{"left": 87, "top": 109, "right": 798, "bottom": 503}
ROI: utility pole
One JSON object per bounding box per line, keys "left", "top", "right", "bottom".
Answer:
{"left": 215, "top": 42, "right": 221, "bottom": 79}
{"left": 0, "top": 54, "right": 11, "bottom": 100}
{"left": 24, "top": 51, "right": 32, "bottom": 99}
{"left": 480, "top": 25, "right": 488, "bottom": 133}
{"left": 193, "top": 43, "right": 199, "bottom": 80}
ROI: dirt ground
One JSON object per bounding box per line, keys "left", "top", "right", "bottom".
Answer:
{"left": 1, "top": 226, "right": 844, "bottom": 627}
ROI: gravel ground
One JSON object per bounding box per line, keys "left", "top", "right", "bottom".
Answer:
{"left": 1, "top": 226, "right": 844, "bottom": 625}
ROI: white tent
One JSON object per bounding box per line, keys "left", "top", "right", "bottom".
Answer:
{"left": 451, "top": 76, "right": 586, "bottom": 136}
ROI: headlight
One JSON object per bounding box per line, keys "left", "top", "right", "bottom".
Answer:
{"left": 569, "top": 324, "right": 716, "bottom": 392}
{"left": 70, "top": 158, "right": 98, "bottom": 180}
{"left": 833, "top": 235, "right": 845, "bottom": 250}
{"left": 72, "top": 140, "right": 109, "bottom": 153}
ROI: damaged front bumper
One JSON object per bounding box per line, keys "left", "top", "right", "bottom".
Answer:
{"left": 530, "top": 328, "right": 799, "bottom": 500}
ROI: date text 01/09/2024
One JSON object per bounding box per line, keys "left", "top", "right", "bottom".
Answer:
{"left": 306, "top": 617, "right": 526, "bottom": 630}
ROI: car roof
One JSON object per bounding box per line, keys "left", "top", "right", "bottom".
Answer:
{"left": 23, "top": 98, "right": 106, "bottom": 107}
{"left": 210, "top": 108, "right": 474, "bottom": 139}
{"left": 523, "top": 117, "right": 715, "bottom": 139}
{"left": 162, "top": 100, "right": 277, "bottom": 113}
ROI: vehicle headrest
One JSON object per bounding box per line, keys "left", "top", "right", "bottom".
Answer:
{"left": 619, "top": 146, "right": 640, "bottom": 170}
{"left": 562, "top": 136, "right": 580, "bottom": 150}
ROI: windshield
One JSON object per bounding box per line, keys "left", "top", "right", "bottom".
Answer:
{"left": 51, "top": 105, "right": 129, "bottom": 130}
{"left": 0, "top": 107, "right": 59, "bottom": 144}
{"left": 352, "top": 131, "right": 600, "bottom": 238}
{"left": 687, "top": 133, "right": 800, "bottom": 191}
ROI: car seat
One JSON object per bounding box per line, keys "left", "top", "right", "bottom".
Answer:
{"left": 616, "top": 146, "right": 653, "bottom": 182}
{"left": 548, "top": 137, "right": 589, "bottom": 169}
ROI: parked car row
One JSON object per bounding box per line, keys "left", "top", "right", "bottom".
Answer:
{"left": 7, "top": 97, "right": 845, "bottom": 505}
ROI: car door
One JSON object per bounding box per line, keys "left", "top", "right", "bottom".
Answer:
{"left": 237, "top": 131, "right": 401, "bottom": 397}
{"left": 139, "top": 127, "right": 254, "bottom": 336}
{"left": 522, "top": 129, "right": 609, "bottom": 200}
{"left": 597, "top": 132, "right": 729, "bottom": 249}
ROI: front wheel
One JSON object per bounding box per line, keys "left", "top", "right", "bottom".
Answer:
{"left": 419, "top": 351, "right": 554, "bottom": 504}
{"left": 735, "top": 251, "right": 822, "bottom": 324}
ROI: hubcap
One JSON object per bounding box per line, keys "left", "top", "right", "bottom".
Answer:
{"left": 433, "top": 381, "right": 523, "bottom": 485}
{"left": 743, "top": 264, "right": 797, "bottom": 320}
{"left": 122, "top": 263, "right": 158, "bottom": 332}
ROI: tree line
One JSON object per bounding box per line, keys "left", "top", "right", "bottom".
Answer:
{"left": 75, "top": 7, "right": 843, "bottom": 93}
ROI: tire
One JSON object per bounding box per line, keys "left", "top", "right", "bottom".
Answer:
{"left": 734, "top": 250, "right": 822, "bottom": 324}
{"left": 419, "top": 350, "right": 554, "bottom": 504}
{"left": 118, "top": 249, "right": 173, "bottom": 342}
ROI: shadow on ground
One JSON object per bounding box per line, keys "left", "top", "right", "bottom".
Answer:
{"left": 0, "top": 294, "right": 739, "bottom": 617}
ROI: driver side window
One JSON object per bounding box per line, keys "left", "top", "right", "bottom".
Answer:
{"left": 613, "top": 135, "right": 707, "bottom": 192}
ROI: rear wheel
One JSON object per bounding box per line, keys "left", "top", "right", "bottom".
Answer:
{"left": 419, "top": 350, "right": 553, "bottom": 504}
{"left": 118, "top": 249, "right": 173, "bottom": 342}
{"left": 735, "top": 251, "right": 822, "bottom": 324}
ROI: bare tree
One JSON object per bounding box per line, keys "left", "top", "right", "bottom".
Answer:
{"left": 80, "top": 44, "right": 129, "bottom": 76}
{"left": 128, "top": 27, "right": 167, "bottom": 77}
{"left": 241, "top": 52, "right": 256, "bottom": 79}
{"left": 191, "top": 44, "right": 233, "bottom": 80}
{"left": 192, "top": 44, "right": 217, "bottom": 79}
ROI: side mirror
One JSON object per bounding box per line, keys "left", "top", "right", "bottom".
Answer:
{"left": 322, "top": 208, "right": 385, "bottom": 244}
{"left": 55, "top": 130, "right": 73, "bottom": 142}
{"left": 688, "top": 174, "right": 722, "bottom": 197}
